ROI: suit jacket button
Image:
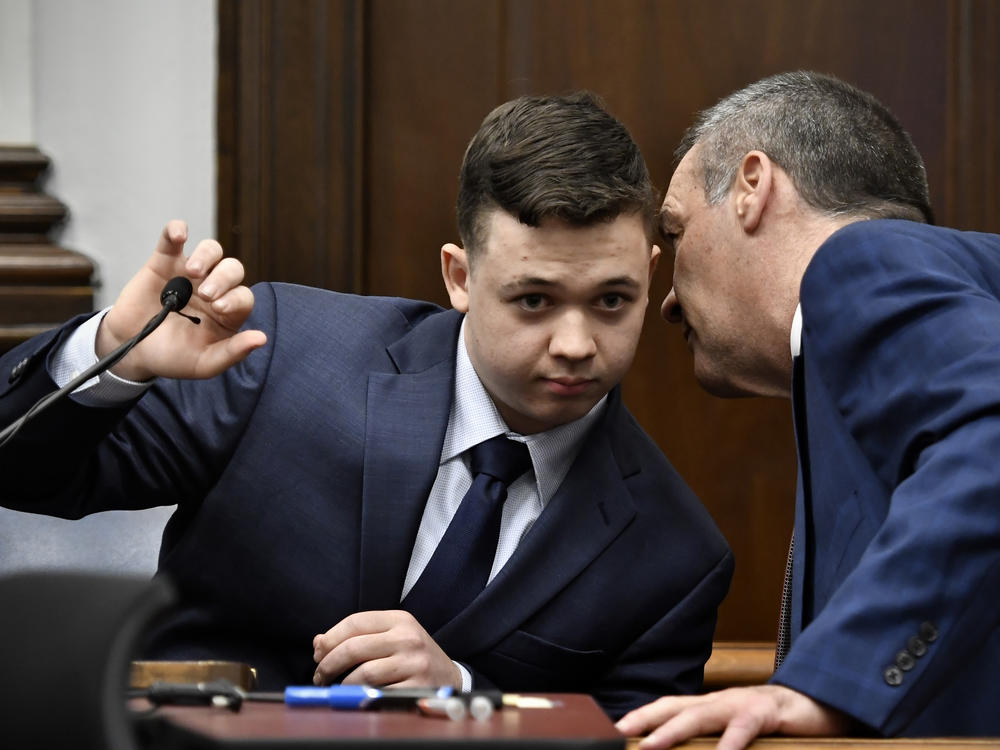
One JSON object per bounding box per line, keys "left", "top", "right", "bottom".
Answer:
{"left": 9, "top": 357, "right": 30, "bottom": 384}
{"left": 920, "top": 621, "right": 938, "bottom": 642}
{"left": 883, "top": 665, "right": 904, "bottom": 686}
{"left": 907, "top": 636, "right": 927, "bottom": 657}
{"left": 895, "top": 650, "right": 916, "bottom": 671}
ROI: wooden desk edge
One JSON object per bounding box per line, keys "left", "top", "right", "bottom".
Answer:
{"left": 626, "top": 739, "right": 1000, "bottom": 749}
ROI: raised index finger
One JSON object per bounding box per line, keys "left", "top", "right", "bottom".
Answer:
{"left": 154, "top": 220, "right": 189, "bottom": 259}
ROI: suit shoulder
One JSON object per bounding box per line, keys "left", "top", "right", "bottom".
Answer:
{"left": 803, "top": 221, "right": 1000, "bottom": 342}
{"left": 806, "top": 220, "right": 1000, "bottom": 294}
{"left": 250, "top": 282, "right": 446, "bottom": 339}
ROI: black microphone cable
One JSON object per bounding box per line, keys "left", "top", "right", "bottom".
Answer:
{"left": 0, "top": 277, "right": 200, "bottom": 449}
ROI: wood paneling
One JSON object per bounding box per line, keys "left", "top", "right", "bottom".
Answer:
{"left": 217, "top": 0, "right": 1000, "bottom": 641}
{"left": 365, "top": 0, "right": 502, "bottom": 305}
{"left": 218, "top": 0, "right": 364, "bottom": 291}
{"left": 946, "top": 0, "right": 1000, "bottom": 232}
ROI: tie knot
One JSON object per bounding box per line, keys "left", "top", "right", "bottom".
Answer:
{"left": 468, "top": 435, "right": 532, "bottom": 486}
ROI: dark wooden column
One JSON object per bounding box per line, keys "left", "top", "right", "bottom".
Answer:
{"left": 0, "top": 147, "right": 94, "bottom": 354}
{"left": 217, "top": 0, "right": 365, "bottom": 291}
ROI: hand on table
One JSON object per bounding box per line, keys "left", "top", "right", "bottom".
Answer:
{"left": 312, "top": 610, "right": 462, "bottom": 689}
{"left": 97, "top": 220, "right": 267, "bottom": 382}
{"left": 615, "top": 684, "right": 852, "bottom": 750}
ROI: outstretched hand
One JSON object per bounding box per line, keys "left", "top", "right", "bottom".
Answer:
{"left": 97, "top": 220, "right": 267, "bottom": 381}
{"left": 312, "top": 610, "right": 462, "bottom": 689}
{"left": 615, "top": 684, "right": 852, "bottom": 750}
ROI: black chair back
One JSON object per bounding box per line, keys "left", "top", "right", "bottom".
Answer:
{"left": 0, "top": 571, "right": 175, "bottom": 749}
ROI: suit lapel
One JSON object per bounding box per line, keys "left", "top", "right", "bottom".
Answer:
{"left": 434, "top": 393, "right": 637, "bottom": 655}
{"left": 357, "top": 310, "right": 461, "bottom": 611}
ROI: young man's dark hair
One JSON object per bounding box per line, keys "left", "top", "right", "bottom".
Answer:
{"left": 457, "top": 91, "right": 659, "bottom": 259}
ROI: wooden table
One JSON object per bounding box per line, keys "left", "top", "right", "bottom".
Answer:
{"left": 137, "top": 693, "right": 623, "bottom": 748}
{"left": 133, "top": 693, "right": 1000, "bottom": 749}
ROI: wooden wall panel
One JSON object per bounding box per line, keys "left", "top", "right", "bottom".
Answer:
{"left": 218, "top": 0, "right": 1000, "bottom": 642}
{"left": 947, "top": 0, "right": 1000, "bottom": 233}
{"left": 218, "top": 0, "right": 363, "bottom": 291}
{"left": 365, "top": 0, "right": 502, "bottom": 305}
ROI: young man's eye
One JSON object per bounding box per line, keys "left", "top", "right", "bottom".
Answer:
{"left": 598, "top": 293, "right": 629, "bottom": 310}
{"left": 517, "top": 294, "right": 548, "bottom": 310}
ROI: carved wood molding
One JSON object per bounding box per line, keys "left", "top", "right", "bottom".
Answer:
{"left": 0, "top": 146, "right": 51, "bottom": 184}
{"left": 0, "top": 146, "right": 94, "bottom": 354}
{"left": 0, "top": 194, "right": 69, "bottom": 239}
{"left": 0, "top": 244, "right": 93, "bottom": 282}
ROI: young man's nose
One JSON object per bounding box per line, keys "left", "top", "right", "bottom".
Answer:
{"left": 549, "top": 311, "right": 598, "bottom": 360}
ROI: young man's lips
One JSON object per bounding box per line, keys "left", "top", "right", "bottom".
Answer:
{"left": 545, "top": 377, "right": 594, "bottom": 396}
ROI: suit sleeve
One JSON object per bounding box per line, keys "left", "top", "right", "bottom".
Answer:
{"left": 592, "top": 546, "right": 734, "bottom": 719}
{"left": 771, "top": 225, "right": 1000, "bottom": 734}
{"left": 0, "top": 284, "right": 278, "bottom": 519}
{"left": 463, "top": 546, "right": 732, "bottom": 719}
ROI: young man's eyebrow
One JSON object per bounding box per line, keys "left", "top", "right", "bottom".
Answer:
{"left": 601, "top": 276, "right": 641, "bottom": 289}
{"left": 498, "top": 277, "right": 558, "bottom": 294}
{"left": 498, "top": 276, "right": 640, "bottom": 295}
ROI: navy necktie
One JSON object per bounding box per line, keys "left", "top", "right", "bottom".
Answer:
{"left": 777, "top": 352, "right": 807, "bottom": 670}
{"left": 403, "top": 435, "right": 532, "bottom": 633}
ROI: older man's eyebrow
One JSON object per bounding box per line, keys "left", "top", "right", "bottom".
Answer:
{"left": 657, "top": 208, "right": 677, "bottom": 237}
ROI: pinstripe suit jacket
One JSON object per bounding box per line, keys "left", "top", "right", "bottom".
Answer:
{"left": 0, "top": 283, "right": 732, "bottom": 718}
{"left": 772, "top": 220, "right": 1000, "bottom": 736}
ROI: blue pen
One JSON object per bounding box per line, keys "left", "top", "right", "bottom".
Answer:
{"left": 283, "top": 685, "right": 454, "bottom": 709}
{"left": 285, "top": 684, "right": 381, "bottom": 708}
{"left": 140, "top": 681, "right": 457, "bottom": 711}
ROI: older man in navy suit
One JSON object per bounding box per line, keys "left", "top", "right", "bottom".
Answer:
{"left": 0, "top": 93, "right": 731, "bottom": 718}
{"left": 617, "top": 72, "right": 1000, "bottom": 746}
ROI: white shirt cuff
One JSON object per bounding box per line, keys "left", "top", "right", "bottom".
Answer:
{"left": 454, "top": 661, "right": 472, "bottom": 692}
{"left": 49, "top": 307, "right": 154, "bottom": 405}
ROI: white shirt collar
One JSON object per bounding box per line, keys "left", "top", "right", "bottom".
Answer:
{"left": 440, "top": 317, "right": 606, "bottom": 506}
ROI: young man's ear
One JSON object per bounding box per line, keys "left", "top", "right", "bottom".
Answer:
{"left": 441, "top": 243, "right": 471, "bottom": 313}
{"left": 734, "top": 150, "right": 773, "bottom": 233}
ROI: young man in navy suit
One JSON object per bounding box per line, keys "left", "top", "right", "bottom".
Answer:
{"left": 0, "top": 93, "right": 731, "bottom": 718}
{"left": 617, "top": 72, "right": 1000, "bottom": 745}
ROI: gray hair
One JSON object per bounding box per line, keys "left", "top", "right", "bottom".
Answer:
{"left": 676, "top": 71, "right": 933, "bottom": 224}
